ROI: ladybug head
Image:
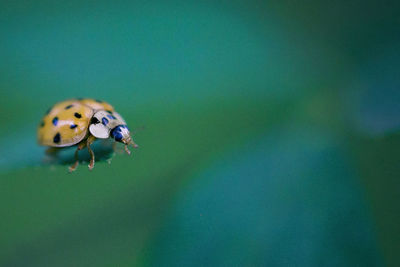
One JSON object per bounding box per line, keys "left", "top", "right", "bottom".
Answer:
{"left": 110, "top": 125, "right": 138, "bottom": 154}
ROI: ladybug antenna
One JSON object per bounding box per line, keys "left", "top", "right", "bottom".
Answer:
{"left": 124, "top": 137, "right": 138, "bottom": 155}
{"left": 124, "top": 144, "right": 131, "bottom": 155}
{"left": 129, "top": 138, "right": 139, "bottom": 149}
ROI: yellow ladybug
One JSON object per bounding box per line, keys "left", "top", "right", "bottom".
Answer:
{"left": 38, "top": 98, "right": 138, "bottom": 172}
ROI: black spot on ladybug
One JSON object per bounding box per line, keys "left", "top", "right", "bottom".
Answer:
{"left": 95, "top": 99, "right": 103, "bottom": 103}
{"left": 53, "top": 133, "right": 61, "bottom": 143}
{"left": 74, "top": 112, "right": 82, "bottom": 118}
{"left": 70, "top": 124, "right": 77, "bottom": 129}
{"left": 65, "top": 104, "right": 73, "bottom": 109}
{"left": 102, "top": 117, "right": 109, "bottom": 125}
{"left": 40, "top": 121, "right": 45, "bottom": 127}
{"left": 90, "top": 117, "right": 100, "bottom": 124}
{"left": 52, "top": 117, "right": 58, "bottom": 126}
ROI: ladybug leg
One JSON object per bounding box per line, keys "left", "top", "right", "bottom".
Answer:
{"left": 87, "top": 136, "right": 96, "bottom": 170}
{"left": 69, "top": 142, "right": 86, "bottom": 172}
{"left": 68, "top": 148, "right": 80, "bottom": 172}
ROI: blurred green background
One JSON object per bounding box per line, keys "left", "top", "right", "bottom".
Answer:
{"left": 1, "top": 1, "right": 399, "bottom": 266}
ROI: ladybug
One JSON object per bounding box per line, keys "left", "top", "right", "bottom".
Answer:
{"left": 37, "top": 98, "right": 138, "bottom": 172}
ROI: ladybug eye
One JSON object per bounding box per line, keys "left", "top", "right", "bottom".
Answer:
{"left": 111, "top": 126, "right": 123, "bottom": 142}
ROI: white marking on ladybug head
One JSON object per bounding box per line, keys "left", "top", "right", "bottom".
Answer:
{"left": 89, "top": 110, "right": 112, "bottom": 139}
{"left": 89, "top": 123, "right": 110, "bottom": 138}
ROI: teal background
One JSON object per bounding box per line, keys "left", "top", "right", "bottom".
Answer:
{"left": 0, "top": 1, "right": 399, "bottom": 266}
